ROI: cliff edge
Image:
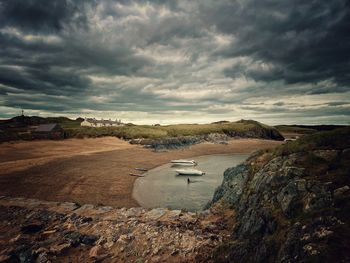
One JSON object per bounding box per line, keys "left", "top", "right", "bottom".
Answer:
{"left": 210, "top": 127, "right": 350, "bottom": 262}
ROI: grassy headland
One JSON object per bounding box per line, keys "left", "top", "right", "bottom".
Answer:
{"left": 65, "top": 119, "right": 284, "bottom": 141}
{"left": 253, "top": 126, "right": 350, "bottom": 162}
{"left": 275, "top": 124, "right": 347, "bottom": 135}
{"left": 0, "top": 116, "right": 284, "bottom": 142}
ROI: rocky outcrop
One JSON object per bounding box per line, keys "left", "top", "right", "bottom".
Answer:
{"left": 211, "top": 128, "right": 350, "bottom": 262}
{"left": 0, "top": 196, "right": 231, "bottom": 263}
{"left": 211, "top": 164, "right": 250, "bottom": 206}
{"left": 134, "top": 133, "right": 230, "bottom": 151}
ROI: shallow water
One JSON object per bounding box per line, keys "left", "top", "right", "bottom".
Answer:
{"left": 132, "top": 154, "right": 248, "bottom": 211}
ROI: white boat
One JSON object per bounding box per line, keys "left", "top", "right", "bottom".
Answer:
{"left": 171, "top": 159, "right": 197, "bottom": 166}
{"left": 176, "top": 169, "right": 205, "bottom": 176}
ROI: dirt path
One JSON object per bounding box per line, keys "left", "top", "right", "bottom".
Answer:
{"left": 0, "top": 138, "right": 282, "bottom": 207}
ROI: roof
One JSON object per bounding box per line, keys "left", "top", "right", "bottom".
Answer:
{"left": 35, "top": 123, "right": 60, "bottom": 132}
{"left": 84, "top": 118, "right": 121, "bottom": 124}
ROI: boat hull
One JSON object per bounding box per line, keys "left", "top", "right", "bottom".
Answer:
{"left": 171, "top": 163, "right": 196, "bottom": 167}
{"left": 175, "top": 169, "right": 205, "bottom": 176}
{"left": 171, "top": 159, "right": 197, "bottom": 166}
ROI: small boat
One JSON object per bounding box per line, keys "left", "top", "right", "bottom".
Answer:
{"left": 135, "top": 168, "right": 148, "bottom": 172}
{"left": 176, "top": 169, "right": 205, "bottom": 176}
{"left": 171, "top": 159, "right": 197, "bottom": 166}
{"left": 129, "top": 173, "right": 145, "bottom": 177}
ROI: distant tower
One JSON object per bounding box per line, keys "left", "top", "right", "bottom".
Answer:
{"left": 21, "top": 109, "right": 24, "bottom": 116}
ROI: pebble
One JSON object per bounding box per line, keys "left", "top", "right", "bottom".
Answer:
{"left": 42, "top": 230, "right": 57, "bottom": 235}
{"left": 49, "top": 243, "right": 71, "bottom": 255}
{"left": 145, "top": 208, "right": 166, "bottom": 220}
{"left": 89, "top": 245, "right": 101, "bottom": 258}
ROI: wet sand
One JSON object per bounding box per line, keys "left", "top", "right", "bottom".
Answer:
{"left": 0, "top": 137, "right": 282, "bottom": 207}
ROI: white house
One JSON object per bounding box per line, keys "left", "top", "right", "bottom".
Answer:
{"left": 81, "top": 118, "right": 123, "bottom": 127}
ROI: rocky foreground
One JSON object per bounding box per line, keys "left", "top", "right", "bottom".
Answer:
{"left": 0, "top": 196, "right": 233, "bottom": 263}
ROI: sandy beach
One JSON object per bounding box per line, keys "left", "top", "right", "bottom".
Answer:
{"left": 0, "top": 137, "right": 282, "bottom": 207}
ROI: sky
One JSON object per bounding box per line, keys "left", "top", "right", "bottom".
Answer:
{"left": 0, "top": 0, "right": 349, "bottom": 125}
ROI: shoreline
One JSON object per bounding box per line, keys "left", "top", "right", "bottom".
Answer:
{"left": 132, "top": 153, "right": 250, "bottom": 210}
{"left": 0, "top": 137, "right": 283, "bottom": 208}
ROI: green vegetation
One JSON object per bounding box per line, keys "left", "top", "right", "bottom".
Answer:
{"left": 275, "top": 124, "right": 347, "bottom": 135}
{"left": 272, "top": 127, "right": 350, "bottom": 156}
{"left": 45, "top": 117, "right": 81, "bottom": 129}
{"left": 0, "top": 116, "right": 285, "bottom": 142}
{"left": 249, "top": 127, "right": 350, "bottom": 175}
{"left": 65, "top": 119, "right": 284, "bottom": 140}
{"left": 275, "top": 125, "right": 317, "bottom": 134}
{"left": 65, "top": 125, "right": 168, "bottom": 139}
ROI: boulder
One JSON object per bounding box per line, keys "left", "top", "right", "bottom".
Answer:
{"left": 144, "top": 208, "right": 166, "bottom": 220}
{"left": 81, "top": 235, "right": 98, "bottom": 245}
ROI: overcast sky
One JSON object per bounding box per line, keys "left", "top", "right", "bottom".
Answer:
{"left": 0, "top": 0, "right": 349, "bottom": 124}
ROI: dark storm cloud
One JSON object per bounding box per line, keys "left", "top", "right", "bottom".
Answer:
{"left": 0, "top": 0, "right": 90, "bottom": 32}
{"left": 0, "top": 66, "right": 91, "bottom": 95}
{"left": 207, "top": 0, "right": 350, "bottom": 87}
{"left": 0, "top": 0, "right": 154, "bottom": 99}
{"left": 0, "top": 0, "right": 349, "bottom": 124}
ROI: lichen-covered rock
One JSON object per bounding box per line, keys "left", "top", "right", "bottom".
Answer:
{"left": 211, "top": 164, "right": 250, "bottom": 206}
{"left": 277, "top": 181, "right": 301, "bottom": 217}
{"left": 211, "top": 128, "right": 350, "bottom": 262}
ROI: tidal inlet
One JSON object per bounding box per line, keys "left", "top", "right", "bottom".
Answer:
{"left": 0, "top": 0, "right": 349, "bottom": 262}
